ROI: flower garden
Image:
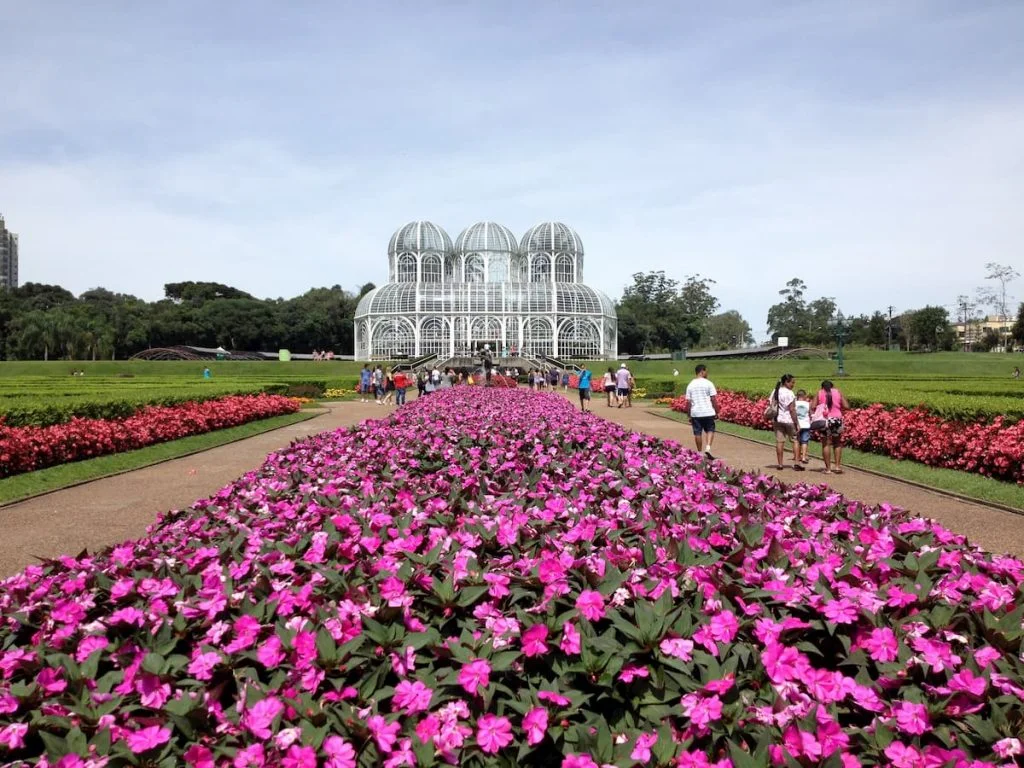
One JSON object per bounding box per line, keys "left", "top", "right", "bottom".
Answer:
{"left": 668, "top": 391, "right": 1024, "bottom": 484}
{"left": 1, "top": 386, "right": 1023, "bottom": 766}
{"left": 0, "top": 394, "right": 301, "bottom": 478}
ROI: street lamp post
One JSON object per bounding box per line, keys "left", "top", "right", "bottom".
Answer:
{"left": 829, "top": 311, "right": 847, "bottom": 377}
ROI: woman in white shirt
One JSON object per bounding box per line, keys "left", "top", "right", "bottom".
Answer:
{"left": 770, "top": 373, "right": 802, "bottom": 471}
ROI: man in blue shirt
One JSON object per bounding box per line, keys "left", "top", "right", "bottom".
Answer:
{"left": 577, "top": 365, "right": 593, "bottom": 412}
{"left": 359, "top": 365, "right": 372, "bottom": 403}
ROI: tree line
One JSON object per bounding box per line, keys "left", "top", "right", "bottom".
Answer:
{"left": 1, "top": 268, "right": 1020, "bottom": 360}
{"left": 0, "top": 282, "right": 374, "bottom": 361}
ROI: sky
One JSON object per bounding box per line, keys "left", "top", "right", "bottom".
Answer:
{"left": 1, "top": 0, "right": 1023, "bottom": 339}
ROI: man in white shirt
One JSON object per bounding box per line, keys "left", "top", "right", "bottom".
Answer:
{"left": 685, "top": 364, "right": 719, "bottom": 459}
{"left": 615, "top": 364, "right": 632, "bottom": 408}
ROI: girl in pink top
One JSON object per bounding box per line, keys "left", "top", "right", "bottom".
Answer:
{"left": 812, "top": 380, "right": 850, "bottom": 474}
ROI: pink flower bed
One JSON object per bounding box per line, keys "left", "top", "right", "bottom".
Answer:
{"left": 670, "top": 391, "right": 1024, "bottom": 483}
{"left": 0, "top": 394, "right": 300, "bottom": 478}
{"left": 1, "top": 387, "right": 1023, "bottom": 766}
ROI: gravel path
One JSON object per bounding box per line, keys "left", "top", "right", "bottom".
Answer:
{"left": 3, "top": 395, "right": 1022, "bottom": 577}
{"left": 590, "top": 400, "right": 1024, "bottom": 558}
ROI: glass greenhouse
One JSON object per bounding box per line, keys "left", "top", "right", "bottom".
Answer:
{"left": 355, "top": 221, "right": 618, "bottom": 361}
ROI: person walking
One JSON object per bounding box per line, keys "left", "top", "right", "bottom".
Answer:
{"left": 602, "top": 367, "right": 615, "bottom": 407}
{"left": 577, "top": 364, "right": 593, "bottom": 412}
{"left": 615, "top": 363, "right": 632, "bottom": 408}
{"left": 685, "top": 364, "right": 718, "bottom": 460}
{"left": 372, "top": 365, "right": 384, "bottom": 404}
{"left": 359, "top": 364, "right": 372, "bottom": 403}
{"left": 381, "top": 368, "right": 396, "bottom": 405}
{"left": 813, "top": 379, "right": 850, "bottom": 474}
{"left": 769, "top": 373, "right": 802, "bottom": 471}
{"left": 395, "top": 371, "right": 409, "bottom": 405}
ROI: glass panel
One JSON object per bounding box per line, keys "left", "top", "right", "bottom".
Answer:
{"left": 555, "top": 254, "right": 574, "bottom": 283}
{"left": 530, "top": 254, "right": 551, "bottom": 283}
{"left": 422, "top": 254, "right": 442, "bottom": 283}
{"left": 523, "top": 317, "right": 554, "bottom": 357}
{"left": 371, "top": 318, "right": 415, "bottom": 359}
{"left": 419, "top": 316, "right": 449, "bottom": 356}
{"left": 397, "top": 254, "right": 417, "bottom": 283}
{"left": 466, "top": 254, "right": 485, "bottom": 283}
{"left": 557, "top": 318, "right": 601, "bottom": 359}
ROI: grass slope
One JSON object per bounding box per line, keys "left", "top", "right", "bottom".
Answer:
{"left": 0, "top": 410, "right": 318, "bottom": 505}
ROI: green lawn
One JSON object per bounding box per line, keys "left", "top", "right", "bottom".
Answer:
{"left": 655, "top": 408, "right": 1024, "bottom": 512}
{"left": 0, "top": 410, "right": 319, "bottom": 505}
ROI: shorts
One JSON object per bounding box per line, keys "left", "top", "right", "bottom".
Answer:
{"left": 691, "top": 416, "right": 716, "bottom": 436}
{"left": 578, "top": 387, "right": 591, "bottom": 401}
{"left": 774, "top": 422, "right": 796, "bottom": 442}
{"left": 604, "top": 385, "right": 615, "bottom": 393}
{"left": 822, "top": 418, "right": 844, "bottom": 443}
{"left": 798, "top": 428, "right": 811, "bottom": 445}
{"left": 616, "top": 387, "right": 630, "bottom": 397}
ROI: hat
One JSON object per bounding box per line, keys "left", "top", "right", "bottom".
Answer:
{"left": 620, "top": 363, "right": 627, "bottom": 368}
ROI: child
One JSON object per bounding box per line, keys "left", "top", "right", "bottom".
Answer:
{"left": 795, "top": 389, "right": 812, "bottom": 464}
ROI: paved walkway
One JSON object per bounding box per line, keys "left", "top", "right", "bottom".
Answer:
{"left": 3, "top": 396, "right": 1023, "bottom": 577}
{"left": 0, "top": 402, "right": 390, "bottom": 577}
{"left": 589, "top": 400, "right": 1024, "bottom": 558}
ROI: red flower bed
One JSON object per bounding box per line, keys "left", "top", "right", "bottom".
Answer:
{"left": 670, "top": 391, "right": 1024, "bottom": 484}
{"left": 0, "top": 395, "right": 300, "bottom": 478}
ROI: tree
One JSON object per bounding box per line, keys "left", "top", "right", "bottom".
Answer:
{"left": 977, "top": 263, "right": 1020, "bottom": 351}
{"left": 616, "top": 271, "right": 712, "bottom": 353}
{"left": 906, "top": 306, "right": 953, "bottom": 351}
{"left": 700, "top": 311, "right": 754, "bottom": 350}
{"left": 164, "top": 282, "right": 253, "bottom": 304}
{"left": 766, "top": 278, "right": 810, "bottom": 345}
{"left": 1012, "top": 302, "right": 1024, "bottom": 348}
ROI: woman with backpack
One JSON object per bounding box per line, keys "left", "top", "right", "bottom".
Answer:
{"left": 767, "top": 374, "right": 802, "bottom": 471}
{"left": 812, "top": 379, "right": 850, "bottom": 474}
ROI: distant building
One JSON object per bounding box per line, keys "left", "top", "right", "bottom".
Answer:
{"left": 354, "top": 221, "right": 618, "bottom": 361}
{"left": 0, "top": 214, "right": 18, "bottom": 290}
{"left": 953, "top": 314, "right": 1014, "bottom": 347}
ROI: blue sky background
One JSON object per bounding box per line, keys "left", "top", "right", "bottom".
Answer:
{"left": 1, "top": 1, "right": 1022, "bottom": 338}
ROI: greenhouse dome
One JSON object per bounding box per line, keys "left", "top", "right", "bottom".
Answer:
{"left": 355, "top": 221, "right": 616, "bottom": 361}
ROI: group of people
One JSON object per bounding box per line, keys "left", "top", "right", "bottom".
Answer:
{"left": 683, "top": 364, "right": 849, "bottom": 473}
{"left": 310, "top": 349, "right": 336, "bottom": 361}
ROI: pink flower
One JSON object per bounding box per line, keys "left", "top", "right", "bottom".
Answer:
{"left": 383, "top": 738, "right": 416, "bottom": 768}
{"left": 822, "top": 599, "right": 858, "bottom": 624}
{"left": 631, "top": 732, "right": 657, "bottom": 762}
{"left": 0, "top": 723, "right": 28, "bottom": 750}
{"left": 891, "top": 701, "right": 929, "bottom": 735}
{"left": 709, "top": 611, "right": 739, "bottom": 642}
{"left": 125, "top": 725, "right": 172, "bottom": 752}
{"left": 576, "top": 590, "right": 606, "bottom": 622}
{"left": 561, "top": 622, "right": 582, "bottom": 654}
{"left": 368, "top": 715, "right": 401, "bottom": 753}
{"left": 476, "top": 714, "right": 513, "bottom": 754}
{"left": 188, "top": 650, "right": 221, "bottom": 681}
{"left": 562, "top": 755, "right": 600, "bottom": 768}
{"left": 74, "top": 635, "right": 109, "bottom": 663}
{"left": 948, "top": 668, "right": 986, "bottom": 697}
{"left": 282, "top": 745, "right": 317, "bottom": 768}
{"left": 680, "top": 693, "right": 723, "bottom": 730}
{"left": 323, "top": 735, "right": 358, "bottom": 768}
{"left": 523, "top": 707, "right": 548, "bottom": 746}
{"left": 458, "top": 658, "right": 491, "bottom": 695}
{"left": 994, "top": 738, "right": 1023, "bottom": 758}
{"left": 619, "top": 665, "right": 649, "bottom": 683}
{"left": 862, "top": 627, "right": 898, "bottom": 663}
{"left": 538, "top": 690, "right": 572, "bottom": 707}
{"left": 393, "top": 679, "right": 433, "bottom": 713}
{"left": 257, "top": 635, "right": 285, "bottom": 668}
{"left": 379, "top": 576, "right": 408, "bottom": 607}
{"left": 234, "top": 744, "right": 266, "bottom": 767}
{"left": 660, "top": 637, "right": 694, "bottom": 661}
{"left": 884, "top": 741, "right": 921, "bottom": 768}
{"left": 243, "top": 696, "right": 284, "bottom": 739}
{"left": 37, "top": 667, "right": 67, "bottom": 695}
{"left": 521, "top": 624, "right": 549, "bottom": 657}
{"left": 184, "top": 745, "right": 215, "bottom": 768}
